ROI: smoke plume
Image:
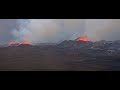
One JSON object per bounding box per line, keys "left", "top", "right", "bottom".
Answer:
{"left": 86, "top": 19, "right": 120, "bottom": 41}
{"left": 13, "top": 19, "right": 85, "bottom": 45}
{"left": 0, "top": 19, "right": 120, "bottom": 45}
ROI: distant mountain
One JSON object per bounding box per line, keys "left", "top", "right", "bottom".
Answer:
{"left": 57, "top": 40, "right": 93, "bottom": 48}
{"left": 57, "top": 40, "right": 120, "bottom": 52}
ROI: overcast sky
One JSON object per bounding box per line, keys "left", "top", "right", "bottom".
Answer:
{"left": 0, "top": 19, "right": 120, "bottom": 45}
{"left": 0, "top": 19, "right": 18, "bottom": 44}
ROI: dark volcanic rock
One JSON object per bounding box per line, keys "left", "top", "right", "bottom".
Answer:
{"left": 58, "top": 40, "right": 120, "bottom": 51}
{"left": 57, "top": 40, "right": 93, "bottom": 49}
{"left": 18, "top": 44, "right": 33, "bottom": 47}
{"left": 0, "top": 40, "right": 120, "bottom": 71}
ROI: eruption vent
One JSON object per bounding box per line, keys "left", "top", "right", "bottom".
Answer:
{"left": 8, "top": 41, "right": 31, "bottom": 46}
{"left": 75, "top": 36, "right": 88, "bottom": 42}
{"left": 8, "top": 42, "right": 17, "bottom": 45}
{"left": 18, "top": 41, "right": 30, "bottom": 45}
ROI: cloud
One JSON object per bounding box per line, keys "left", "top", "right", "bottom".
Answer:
{"left": 15, "top": 19, "right": 85, "bottom": 44}
{"left": 86, "top": 19, "right": 120, "bottom": 41}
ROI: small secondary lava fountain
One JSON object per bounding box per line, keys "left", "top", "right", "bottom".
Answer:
{"left": 18, "top": 41, "right": 31, "bottom": 45}
{"left": 8, "top": 41, "right": 31, "bottom": 46}
{"left": 75, "top": 36, "right": 89, "bottom": 42}
{"left": 8, "top": 42, "right": 17, "bottom": 45}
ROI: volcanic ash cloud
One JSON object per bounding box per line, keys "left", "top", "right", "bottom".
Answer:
{"left": 15, "top": 19, "right": 85, "bottom": 45}
{"left": 13, "top": 19, "right": 120, "bottom": 45}
{"left": 85, "top": 19, "right": 120, "bottom": 41}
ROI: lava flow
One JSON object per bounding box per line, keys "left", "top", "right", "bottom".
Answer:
{"left": 8, "top": 41, "right": 31, "bottom": 45}
{"left": 18, "top": 41, "right": 30, "bottom": 45}
{"left": 75, "top": 36, "right": 88, "bottom": 42}
{"left": 8, "top": 42, "right": 17, "bottom": 45}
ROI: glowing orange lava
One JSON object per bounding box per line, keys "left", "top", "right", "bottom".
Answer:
{"left": 8, "top": 41, "right": 31, "bottom": 45}
{"left": 8, "top": 42, "right": 17, "bottom": 45}
{"left": 75, "top": 36, "right": 88, "bottom": 42}
{"left": 18, "top": 41, "right": 30, "bottom": 45}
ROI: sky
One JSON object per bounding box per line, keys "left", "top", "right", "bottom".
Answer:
{"left": 0, "top": 19, "right": 120, "bottom": 45}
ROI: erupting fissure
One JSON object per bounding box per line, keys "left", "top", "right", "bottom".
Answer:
{"left": 8, "top": 41, "right": 31, "bottom": 45}
{"left": 18, "top": 41, "right": 30, "bottom": 45}
{"left": 75, "top": 36, "right": 89, "bottom": 42}
{"left": 8, "top": 42, "right": 17, "bottom": 45}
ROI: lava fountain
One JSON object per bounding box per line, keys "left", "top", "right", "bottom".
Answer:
{"left": 8, "top": 42, "right": 17, "bottom": 45}
{"left": 18, "top": 41, "right": 31, "bottom": 45}
{"left": 8, "top": 41, "right": 31, "bottom": 45}
{"left": 75, "top": 36, "right": 89, "bottom": 42}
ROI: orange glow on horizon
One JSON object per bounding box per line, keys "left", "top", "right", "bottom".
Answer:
{"left": 75, "top": 36, "right": 88, "bottom": 42}
{"left": 8, "top": 42, "right": 17, "bottom": 45}
{"left": 8, "top": 41, "right": 31, "bottom": 45}
{"left": 18, "top": 41, "right": 30, "bottom": 45}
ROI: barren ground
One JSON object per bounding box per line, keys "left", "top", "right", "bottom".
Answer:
{"left": 0, "top": 46, "right": 120, "bottom": 71}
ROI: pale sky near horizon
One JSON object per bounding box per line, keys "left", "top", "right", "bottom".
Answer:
{"left": 0, "top": 19, "right": 120, "bottom": 44}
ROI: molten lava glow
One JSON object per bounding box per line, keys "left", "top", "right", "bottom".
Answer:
{"left": 8, "top": 42, "right": 17, "bottom": 45}
{"left": 8, "top": 41, "right": 31, "bottom": 45}
{"left": 75, "top": 36, "right": 88, "bottom": 42}
{"left": 18, "top": 41, "right": 30, "bottom": 45}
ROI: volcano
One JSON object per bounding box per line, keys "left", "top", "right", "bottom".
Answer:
{"left": 8, "top": 42, "right": 17, "bottom": 45}
{"left": 8, "top": 41, "right": 31, "bottom": 46}
{"left": 1, "top": 39, "right": 120, "bottom": 71}
{"left": 75, "top": 36, "right": 88, "bottom": 42}
{"left": 18, "top": 41, "right": 31, "bottom": 45}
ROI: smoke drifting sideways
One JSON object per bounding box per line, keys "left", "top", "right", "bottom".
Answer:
{"left": 15, "top": 19, "right": 120, "bottom": 45}
{"left": 13, "top": 19, "right": 86, "bottom": 45}
{"left": 86, "top": 19, "right": 120, "bottom": 41}
{"left": 1, "top": 19, "right": 120, "bottom": 45}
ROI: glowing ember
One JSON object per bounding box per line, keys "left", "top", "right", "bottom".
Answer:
{"left": 8, "top": 41, "right": 31, "bottom": 45}
{"left": 75, "top": 36, "right": 88, "bottom": 42}
{"left": 8, "top": 42, "right": 17, "bottom": 45}
{"left": 18, "top": 41, "right": 30, "bottom": 45}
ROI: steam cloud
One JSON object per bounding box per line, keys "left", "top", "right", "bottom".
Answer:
{"left": 0, "top": 19, "right": 120, "bottom": 45}
{"left": 86, "top": 19, "right": 120, "bottom": 41}
{"left": 13, "top": 19, "right": 85, "bottom": 45}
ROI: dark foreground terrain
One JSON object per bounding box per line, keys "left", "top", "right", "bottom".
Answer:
{"left": 0, "top": 43, "right": 120, "bottom": 71}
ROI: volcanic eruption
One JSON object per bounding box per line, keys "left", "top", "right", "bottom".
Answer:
{"left": 18, "top": 41, "right": 31, "bottom": 45}
{"left": 75, "top": 36, "right": 89, "bottom": 42}
{"left": 8, "top": 41, "right": 31, "bottom": 46}
{"left": 8, "top": 42, "right": 17, "bottom": 45}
